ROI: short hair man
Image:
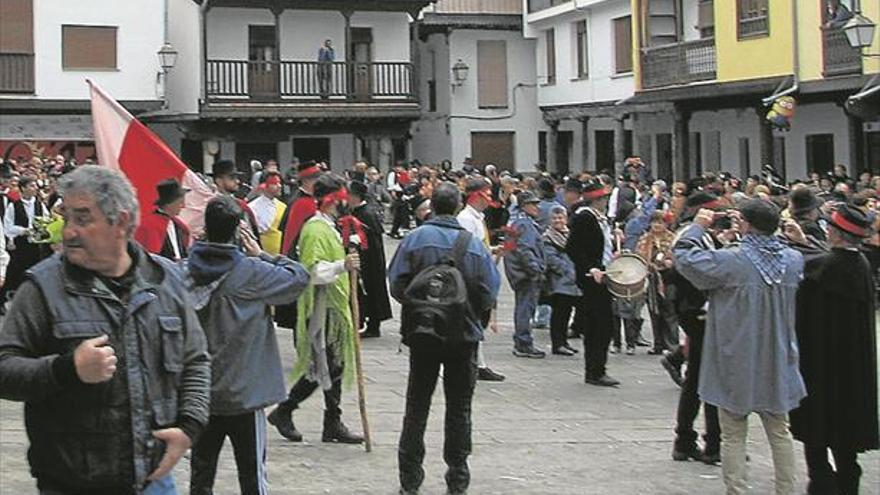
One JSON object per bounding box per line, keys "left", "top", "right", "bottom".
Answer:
{"left": 247, "top": 172, "right": 287, "bottom": 255}
{"left": 186, "top": 195, "right": 310, "bottom": 495}
{"left": 675, "top": 198, "right": 806, "bottom": 494}
{"left": 0, "top": 165, "right": 211, "bottom": 493}
{"left": 211, "top": 159, "right": 261, "bottom": 243}
{"left": 388, "top": 182, "right": 500, "bottom": 494}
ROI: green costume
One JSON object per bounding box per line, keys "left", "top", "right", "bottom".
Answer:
{"left": 291, "top": 215, "right": 357, "bottom": 389}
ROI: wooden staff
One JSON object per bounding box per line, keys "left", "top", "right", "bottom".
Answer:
{"left": 348, "top": 251, "right": 373, "bottom": 453}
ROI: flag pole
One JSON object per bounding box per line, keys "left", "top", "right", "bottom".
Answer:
{"left": 348, "top": 250, "right": 372, "bottom": 453}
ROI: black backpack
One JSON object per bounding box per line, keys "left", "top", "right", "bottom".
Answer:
{"left": 401, "top": 231, "right": 474, "bottom": 347}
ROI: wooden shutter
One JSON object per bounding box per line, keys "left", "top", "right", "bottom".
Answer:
{"left": 62, "top": 25, "right": 117, "bottom": 70}
{"left": 545, "top": 29, "right": 556, "bottom": 84}
{"left": 576, "top": 20, "right": 588, "bottom": 78}
{"left": 477, "top": 40, "right": 508, "bottom": 108}
{"left": 472, "top": 132, "right": 515, "bottom": 170}
{"left": 0, "top": 0, "right": 33, "bottom": 53}
{"left": 614, "top": 16, "right": 633, "bottom": 74}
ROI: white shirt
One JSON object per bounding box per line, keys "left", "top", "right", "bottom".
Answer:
{"left": 248, "top": 194, "right": 277, "bottom": 234}
{"left": 456, "top": 204, "right": 487, "bottom": 244}
{"left": 4, "top": 196, "right": 39, "bottom": 239}
{"left": 166, "top": 217, "right": 181, "bottom": 260}
{"left": 308, "top": 212, "right": 347, "bottom": 286}
{"left": 0, "top": 219, "right": 10, "bottom": 278}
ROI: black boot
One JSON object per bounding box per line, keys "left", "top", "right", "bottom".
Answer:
{"left": 267, "top": 404, "right": 303, "bottom": 442}
{"left": 322, "top": 418, "right": 364, "bottom": 444}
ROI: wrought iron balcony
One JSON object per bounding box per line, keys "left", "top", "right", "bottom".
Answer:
{"left": 205, "top": 60, "right": 415, "bottom": 102}
{"left": 823, "top": 27, "right": 862, "bottom": 77}
{"left": 0, "top": 53, "right": 34, "bottom": 94}
{"left": 640, "top": 38, "right": 716, "bottom": 90}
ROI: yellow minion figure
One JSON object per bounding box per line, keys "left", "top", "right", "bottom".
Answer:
{"left": 766, "top": 96, "right": 797, "bottom": 131}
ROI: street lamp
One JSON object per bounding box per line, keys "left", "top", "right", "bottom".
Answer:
{"left": 451, "top": 59, "right": 469, "bottom": 90}
{"left": 157, "top": 42, "right": 178, "bottom": 108}
{"left": 842, "top": 11, "right": 879, "bottom": 57}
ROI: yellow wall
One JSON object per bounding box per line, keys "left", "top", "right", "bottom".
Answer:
{"left": 798, "top": 0, "right": 824, "bottom": 82}
{"left": 864, "top": 0, "right": 880, "bottom": 74}
{"left": 715, "top": 0, "right": 795, "bottom": 82}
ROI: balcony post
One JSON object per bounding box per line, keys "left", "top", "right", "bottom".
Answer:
{"left": 271, "top": 3, "right": 283, "bottom": 96}
{"left": 613, "top": 115, "right": 627, "bottom": 178}
{"left": 200, "top": 1, "right": 211, "bottom": 102}
{"left": 546, "top": 120, "right": 559, "bottom": 174}
{"left": 341, "top": 9, "right": 353, "bottom": 98}
{"left": 672, "top": 104, "right": 690, "bottom": 180}
{"left": 579, "top": 117, "right": 590, "bottom": 173}
{"left": 847, "top": 111, "right": 865, "bottom": 173}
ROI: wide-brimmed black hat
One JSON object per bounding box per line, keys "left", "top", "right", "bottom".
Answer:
{"left": 829, "top": 204, "right": 872, "bottom": 238}
{"left": 209, "top": 160, "right": 243, "bottom": 178}
{"left": 155, "top": 178, "right": 189, "bottom": 206}
{"left": 788, "top": 188, "right": 823, "bottom": 216}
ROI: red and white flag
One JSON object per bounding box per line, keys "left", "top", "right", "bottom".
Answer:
{"left": 88, "top": 79, "right": 213, "bottom": 235}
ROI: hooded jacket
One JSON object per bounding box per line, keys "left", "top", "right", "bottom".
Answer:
{"left": 184, "top": 242, "right": 310, "bottom": 415}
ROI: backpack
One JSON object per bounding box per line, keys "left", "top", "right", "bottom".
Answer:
{"left": 401, "top": 231, "right": 474, "bottom": 347}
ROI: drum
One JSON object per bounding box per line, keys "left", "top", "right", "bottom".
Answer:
{"left": 605, "top": 253, "right": 649, "bottom": 299}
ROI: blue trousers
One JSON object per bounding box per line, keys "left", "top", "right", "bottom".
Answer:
{"left": 513, "top": 284, "right": 540, "bottom": 348}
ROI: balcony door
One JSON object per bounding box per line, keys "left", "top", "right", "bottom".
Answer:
{"left": 350, "top": 28, "right": 373, "bottom": 101}
{"left": 249, "top": 25, "right": 277, "bottom": 98}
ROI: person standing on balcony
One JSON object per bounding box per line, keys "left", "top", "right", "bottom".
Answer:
{"left": 317, "top": 39, "right": 335, "bottom": 99}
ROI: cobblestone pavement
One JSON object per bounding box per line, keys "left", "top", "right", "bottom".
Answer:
{"left": 1, "top": 238, "right": 878, "bottom": 494}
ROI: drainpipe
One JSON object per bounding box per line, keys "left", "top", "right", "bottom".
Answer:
{"left": 761, "top": 0, "right": 799, "bottom": 105}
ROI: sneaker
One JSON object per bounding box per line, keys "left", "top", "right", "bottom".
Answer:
{"left": 477, "top": 367, "right": 506, "bottom": 381}
{"left": 626, "top": 346, "right": 636, "bottom": 356}
{"left": 563, "top": 343, "right": 579, "bottom": 354}
{"left": 267, "top": 407, "right": 303, "bottom": 442}
{"left": 512, "top": 346, "right": 546, "bottom": 359}
{"left": 660, "top": 355, "right": 684, "bottom": 387}
{"left": 584, "top": 374, "right": 620, "bottom": 387}
{"left": 609, "top": 345, "right": 622, "bottom": 354}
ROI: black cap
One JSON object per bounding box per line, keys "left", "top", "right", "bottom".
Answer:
{"left": 210, "top": 160, "right": 242, "bottom": 178}
{"left": 739, "top": 199, "right": 780, "bottom": 235}
{"left": 155, "top": 178, "right": 189, "bottom": 206}
{"left": 829, "top": 203, "right": 872, "bottom": 238}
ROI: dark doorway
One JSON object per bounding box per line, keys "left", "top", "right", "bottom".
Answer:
{"left": 181, "top": 139, "right": 204, "bottom": 173}
{"left": 235, "top": 142, "right": 277, "bottom": 177}
{"left": 656, "top": 133, "right": 673, "bottom": 181}
{"left": 806, "top": 134, "right": 835, "bottom": 175}
{"left": 595, "top": 130, "right": 614, "bottom": 173}
{"left": 557, "top": 130, "right": 573, "bottom": 175}
{"left": 248, "top": 25, "right": 277, "bottom": 98}
{"left": 690, "top": 132, "right": 703, "bottom": 177}
{"left": 773, "top": 136, "right": 787, "bottom": 180}
{"left": 293, "top": 137, "right": 331, "bottom": 164}
{"left": 350, "top": 28, "right": 373, "bottom": 101}
{"left": 392, "top": 137, "right": 408, "bottom": 165}
{"left": 867, "top": 132, "right": 880, "bottom": 175}
{"left": 624, "top": 129, "right": 633, "bottom": 158}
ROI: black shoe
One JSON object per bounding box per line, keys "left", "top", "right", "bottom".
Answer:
{"left": 513, "top": 346, "right": 546, "bottom": 359}
{"left": 609, "top": 345, "right": 621, "bottom": 354}
{"left": 647, "top": 348, "right": 665, "bottom": 355}
{"left": 477, "top": 367, "right": 506, "bottom": 381}
{"left": 563, "top": 343, "right": 579, "bottom": 354}
{"left": 584, "top": 374, "right": 620, "bottom": 387}
{"left": 660, "top": 355, "right": 684, "bottom": 387}
{"left": 267, "top": 407, "right": 303, "bottom": 442}
{"left": 671, "top": 448, "right": 702, "bottom": 462}
{"left": 322, "top": 421, "right": 364, "bottom": 444}
{"left": 399, "top": 488, "right": 419, "bottom": 495}
{"left": 359, "top": 328, "right": 381, "bottom": 338}
{"left": 552, "top": 347, "right": 575, "bottom": 356}
{"left": 635, "top": 338, "right": 651, "bottom": 347}
{"left": 699, "top": 450, "right": 721, "bottom": 465}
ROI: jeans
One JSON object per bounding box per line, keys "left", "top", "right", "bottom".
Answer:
{"left": 143, "top": 476, "right": 177, "bottom": 495}
{"left": 533, "top": 304, "right": 551, "bottom": 328}
{"left": 719, "top": 409, "right": 796, "bottom": 495}
{"left": 191, "top": 411, "right": 268, "bottom": 495}
{"left": 549, "top": 294, "right": 578, "bottom": 350}
{"left": 575, "top": 281, "right": 614, "bottom": 379}
{"left": 38, "top": 475, "right": 176, "bottom": 495}
{"left": 804, "top": 443, "right": 862, "bottom": 495}
{"left": 673, "top": 314, "right": 720, "bottom": 455}
{"left": 513, "top": 284, "right": 540, "bottom": 349}
{"left": 398, "top": 343, "right": 478, "bottom": 493}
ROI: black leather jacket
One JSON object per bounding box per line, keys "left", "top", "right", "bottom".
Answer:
{"left": 0, "top": 244, "right": 210, "bottom": 493}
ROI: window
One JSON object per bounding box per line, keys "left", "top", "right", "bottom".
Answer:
{"left": 545, "top": 29, "right": 556, "bottom": 85}
{"left": 427, "top": 49, "right": 437, "bottom": 112}
{"left": 477, "top": 40, "right": 508, "bottom": 108}
{"left": 613, "top": 16, "right": 633, "bottom": 74}
{"left": 575, "top": 20, "right": 589, "bottom": 78}
{"left": 0, "top": 0, "right": 33, "bottom": 54}
{"left": 697, "top": 0, "right": 715, "bottom": 39}
{"left": 737, "top": 0, "right": 769, "bottom": 39}
{"left": 528, "top": 0, "right": 569, "bottom": 13}
{"left": 472, "top": 132, "right": 515, "bottom": 170}
{"left": 62, "top": 25, "right": 117, "bottom": 70}
{"left": 806, "top": 134, "right": 835, "bottom": 175}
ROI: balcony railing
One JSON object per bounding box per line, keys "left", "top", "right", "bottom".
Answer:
{"left": 823, "top": 28, "right": 862, "bottom": 77}
{"left": 0, "top": 53, "right": 34, "bottom": 94}
{"left": 206, "top": 60, "right": 415, "bottom": 102}
{"left": 641, "top": 38, "right": 716, "bottom": 90}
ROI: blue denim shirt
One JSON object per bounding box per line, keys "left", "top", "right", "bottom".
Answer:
{"left": 504, "top": 209, "right": 547, "bottom": 290}
{"left": 387, "top": 216, "right": 500, "bottom": 342}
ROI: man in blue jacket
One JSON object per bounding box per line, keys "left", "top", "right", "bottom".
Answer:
{"left": 185, "top": 196, "right": 311, "bottom": 495}
{"left": 388, "top": 183, "right": 500, "bottom": 495}
{"left": 504, "top": 190, "right": 547, "bottom": 358}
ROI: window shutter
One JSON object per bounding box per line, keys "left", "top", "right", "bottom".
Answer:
{"left": 614, "top": 16, "right": 633, "bottom": 74}
{"left": 62, "top": 25, "right": 117, "bottom": 70}
{"left": 546, "top": 29, "right": 556, "bottom": 84}
{"left": 0, "top": 0, "right": 33, "bottom": 53}
{"left": 477, "top": 40, "right": 508, "bottom": 108}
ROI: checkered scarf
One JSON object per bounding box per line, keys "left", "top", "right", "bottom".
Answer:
{"left": 741, "top": 233, "right": 787, "bottom": 285}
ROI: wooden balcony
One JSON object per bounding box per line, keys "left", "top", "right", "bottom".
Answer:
{"left": 0, "top": 53, "right": 34, "bottom": 94}
{"left": 205, "top": 60, "right": 415, "bottom": 103}
{"left": 641, "top": 38, "right": 716, "bottom": 90}
{"left": 823, "top": 28, "right": 862, "bottom": 77}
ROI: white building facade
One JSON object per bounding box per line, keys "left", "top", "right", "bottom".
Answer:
{"left": 0, "top": 0, "right": 164, "bottom": 163}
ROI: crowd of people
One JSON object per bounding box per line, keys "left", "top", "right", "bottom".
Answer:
{"left": 0, "top": 150, "right": 877, "bottom": 495}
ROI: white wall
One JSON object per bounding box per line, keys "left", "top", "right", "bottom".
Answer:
{"left": 32, "top": 0, "right": 164, "bottom": 101}
{"left": 782, "top": 102, "right": 850, "bottom": 179}
{"left": 410, "top": 31, "right": 453, "bottom": 165}
{"left": 528, "top": 0, "right": 634, "bottom": 107}
{"left": 167, "top": 0, "right": 201, "bottom": 114}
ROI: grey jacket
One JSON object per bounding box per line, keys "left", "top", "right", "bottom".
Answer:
{"left": 504, "top": 209, "right": 547, "bottom": 290}
{"left": 543, "top": 239, "right": 582, "bottom": 297}
{"left": 184, "top": 242, "right": 310, "bottom": 416}
{"left": 0, "top": 244, "right": 210, "bottom": 493}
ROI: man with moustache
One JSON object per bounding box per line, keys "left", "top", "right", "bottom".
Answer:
{"left": 0, "top": 166, "right": 210, "bottom": 494}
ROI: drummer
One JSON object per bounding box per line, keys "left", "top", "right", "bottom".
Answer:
{"left": 565, "top": 180, "right": 620, "bottom": 387}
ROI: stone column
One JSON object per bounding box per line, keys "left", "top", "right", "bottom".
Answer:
{"left": 672, "top": 105, "right": 690, "bottom": 181}
{"left": 613, "top": 115, "right": 627, "bottom": 178}
{"left": 546, "top": 120, "right": 559, "bottom": 174}
{"left": 579, "top": 117, "right": 590, "bottom": 173}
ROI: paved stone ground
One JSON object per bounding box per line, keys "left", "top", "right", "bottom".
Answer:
{"left": 1, "top": 237, "right": 878, "bottom": 494}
